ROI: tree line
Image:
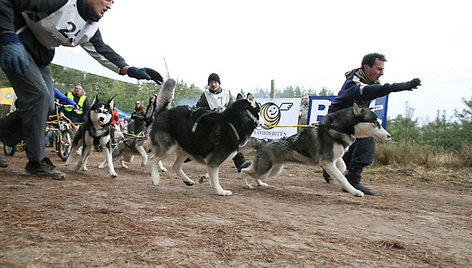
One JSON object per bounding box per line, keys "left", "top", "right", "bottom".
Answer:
{"left": 2, "top": 64, "right": 471, "bottom": 154}
{"left": 0, "top": 64, "right": 333, "bottom": 113}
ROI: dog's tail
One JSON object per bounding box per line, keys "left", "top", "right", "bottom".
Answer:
{"left": 154, "top": 78, "right": 176, "bottom": 115}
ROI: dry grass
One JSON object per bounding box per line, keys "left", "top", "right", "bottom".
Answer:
{"left": 374, "top": 142, "right": 472, "bottom": 168}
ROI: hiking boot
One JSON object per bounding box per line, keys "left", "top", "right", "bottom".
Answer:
{"left": 322, "top": 169, "right": 331, "bottom": 183}
{"left": 25, "top": 157, "right": 66, "bottom": 180}
{"left": 0, "top": 154, "right": 8, "bottom": 168}
{"left": 237, "top": 161, "right": 251, "bottom": 172}
{"left": 346, "top": 182, "right": 374, "bottom": 195}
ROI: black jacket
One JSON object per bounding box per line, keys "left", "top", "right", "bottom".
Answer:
{"left": 0, "top": 0, "right": 127, "bottom": 70}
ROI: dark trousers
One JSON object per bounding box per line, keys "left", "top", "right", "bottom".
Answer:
{"left": 0, "top": 53, "right": 54, "bottom": 162}
{"left": 232, "top": 152, "right": 246, "bottom": 168}
{"left": 343, "top": 137, "right": 375, "bottom": 183}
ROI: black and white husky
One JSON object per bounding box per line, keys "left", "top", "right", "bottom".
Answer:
{"left": 240, "top": 102, "right": 390, "bottom": 197}
{"left": 65, "top": 96, "right": 117, "bottom": 178}
{"left": 148, "top": 79, "right": 260, "bottom": 196}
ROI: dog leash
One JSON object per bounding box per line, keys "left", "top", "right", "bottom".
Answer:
{"left": 264, "top": 124, "right": 317, "bottom": 129}
{"left": 113, "top": 131, "right": 146, "bottom": 139}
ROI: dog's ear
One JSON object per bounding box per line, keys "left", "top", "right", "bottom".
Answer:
{"left": 236, "top": 93, "right": 243, "bottom": 100}
{"left": 246, "top": 93, "right": 258, "bottom": 108}
{"left": 107, "top": 98, "right": 115, "bottom": 110}
{"left": 91, "top": 95, "right": 99, "bottom": 106}
{"left": 353, "top": 101, "right": 364, "bottom": 116}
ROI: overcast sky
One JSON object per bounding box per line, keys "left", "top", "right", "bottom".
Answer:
{"left": 53, "top": 0, "right": 472, "bottom": 122}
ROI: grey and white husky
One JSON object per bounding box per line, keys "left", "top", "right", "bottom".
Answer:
{"left": 148, "top": 79, "right": 260, "bottom": 196}
{"left": 98, "top": 132, "right": 167, "bottom": 171}
{"left": 65, "top": 96, "right": 117, "bottom": 178}
{"left": 240, "top": 102, "right": 390, "bottom": 197}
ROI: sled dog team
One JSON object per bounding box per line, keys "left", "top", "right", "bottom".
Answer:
{"left": 64, "top": 78, "right": 390, "bottom": 198}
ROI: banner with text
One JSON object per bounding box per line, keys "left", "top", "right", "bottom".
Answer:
{"left": 252, "top": 98, "right": 301, "bottom": 139}
{"left": 307, "top": 96, "right": 389, "bottom": 128}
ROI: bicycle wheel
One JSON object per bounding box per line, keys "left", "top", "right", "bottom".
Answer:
{"left": 56, "top": 129, "right": 74, "bottom": 161}
{"left": 3, "top": 144, "right": 16, "bottom": 156}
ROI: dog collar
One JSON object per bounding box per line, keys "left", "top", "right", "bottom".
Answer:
{"left": 246, "top": 110, "right": 260, "bottom": 127}
{"left": 228, "top": 122, "right": 240, "bottom": 141}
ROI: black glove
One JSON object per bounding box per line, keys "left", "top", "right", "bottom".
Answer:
{"left": 127, "top": 66, "right": 163, "bottom": 85}
{"left": 0, "top": 32, "right": 29, "bottom": 75}
{"left": 389, "top": 78, "right": 421, "bottom": 92}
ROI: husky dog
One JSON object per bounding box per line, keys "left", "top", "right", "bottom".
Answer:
{"left": 98, "top": 132, "right": 167, "bottom": 171}
{"left": 148, "top": 79, "right": 260, "bottom": 196}
{"left": 240, "top": 102, "right": 390, "bottom": 197}
{"left": 65, "top": 96, "right": 117, "bottom": 178}
{"left": 98, "top": 133, "right": 148, "bottom": 169}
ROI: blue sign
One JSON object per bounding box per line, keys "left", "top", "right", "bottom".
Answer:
{"left": 307, "top": 95, "right": 389, "bottom": 129}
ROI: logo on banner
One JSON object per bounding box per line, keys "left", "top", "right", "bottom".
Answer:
{"left": 252, "top": 98, "right": 300, "bottom": 139}
{"left": 260, "top": 102, "right": 294, "bottom": 129}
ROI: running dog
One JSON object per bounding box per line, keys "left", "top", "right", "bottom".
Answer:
{"left": 98, "top": 131, "right": 167, "bottom": 171}
{"left": 240, "top": 102, "right": 390, "bottom": 197}
{"left": 65, "top": 96, "right": 117, "bottom": 178}
{"left": 148, "top": 79, "right": 260, "bottom": 196}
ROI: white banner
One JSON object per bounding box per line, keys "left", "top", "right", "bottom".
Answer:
{"left": 252, "top": 98, "right": 300, "bottom": 139}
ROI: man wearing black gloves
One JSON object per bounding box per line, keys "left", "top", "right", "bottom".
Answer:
{"left": 0, "top": 0, "right": 163, "bottom": 179}
{"left": 323, "top": 53, "right": 421, "bottom": 195}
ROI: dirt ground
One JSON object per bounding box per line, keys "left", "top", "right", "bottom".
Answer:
{"left": 1, "top": 149, "right": 471, "bottom": 267}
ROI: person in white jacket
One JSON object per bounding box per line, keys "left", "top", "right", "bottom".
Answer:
{"left": 195, "top": 73, "right": 251, "bottom": 172}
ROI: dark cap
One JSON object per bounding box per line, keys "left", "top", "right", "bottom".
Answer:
{"left": 208, "top": 73, "right": 221, "bottom": 85}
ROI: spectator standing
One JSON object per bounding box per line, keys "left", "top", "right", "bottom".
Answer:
{"left": 145, "top": 94, "right": 157, "bottom": 127}
{"left": 129, "top": 101, "right": 146, "bottom": 134}
{"left": 298, "top": 95, "right": 310, "bottom": 133}
{"left": 110, "top": 107, "right": 120, "bottom": 145}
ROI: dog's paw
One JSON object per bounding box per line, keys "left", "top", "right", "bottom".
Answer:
{"left": 257, "top": 180, "right": 269, "bottom": 187}
{"left": 111, "top": 173, "right": 117, "bottom": 178}
{"left": 352, "top": 189, "right": 364, "bottom": 197}
{"left": 216, "top": 190, "right": 232, "bottom": 196}
{"left": 199, "top": 174, "right": 209, "bottom": 184}
{"left": 159, "top": 166, "right": 167, "bottom": 172}
{"left": 242, "top": 183, "right": 254, "bottom": 189}
{"left": 98, "top": 164, "right": 105, "bottom": 169}
{"left": 183, "top": 180, "right": 195, "bottom": 186}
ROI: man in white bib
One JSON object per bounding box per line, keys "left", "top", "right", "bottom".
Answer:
{"left": 196, "top": 73, "right": 251, "bottom": 172}
{"left": 0, "top": 0, "right": 164, "bottom": 179}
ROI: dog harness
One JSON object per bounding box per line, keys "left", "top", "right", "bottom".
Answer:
{"left": 277, "top": 133, "right": 313, "bottom": 158}
{"left": 278, "top": 133, "right": 300, "bottom": 150}
{"left": 89, "top": 124, "right": 111, "bottom": 147}
{"left": 319, "top": 124, "right": 356, "bottom": 148}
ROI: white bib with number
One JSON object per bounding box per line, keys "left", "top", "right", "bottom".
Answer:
{"left": 204, "top": 88, "right": 232, "bottom": 112}
{"left": 21, "top": 0, "right": 99, "bottom": 49}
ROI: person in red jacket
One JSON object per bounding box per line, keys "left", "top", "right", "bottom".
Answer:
{"left": 110, "top": 107, "right": 120, "bottom": 146}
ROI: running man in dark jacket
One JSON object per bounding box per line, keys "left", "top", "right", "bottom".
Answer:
{"left": 0, "top": 0, "right": 164, "bottom": 179}
{"left": 324, "top": 53, "right": 421, "bottom": 195}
